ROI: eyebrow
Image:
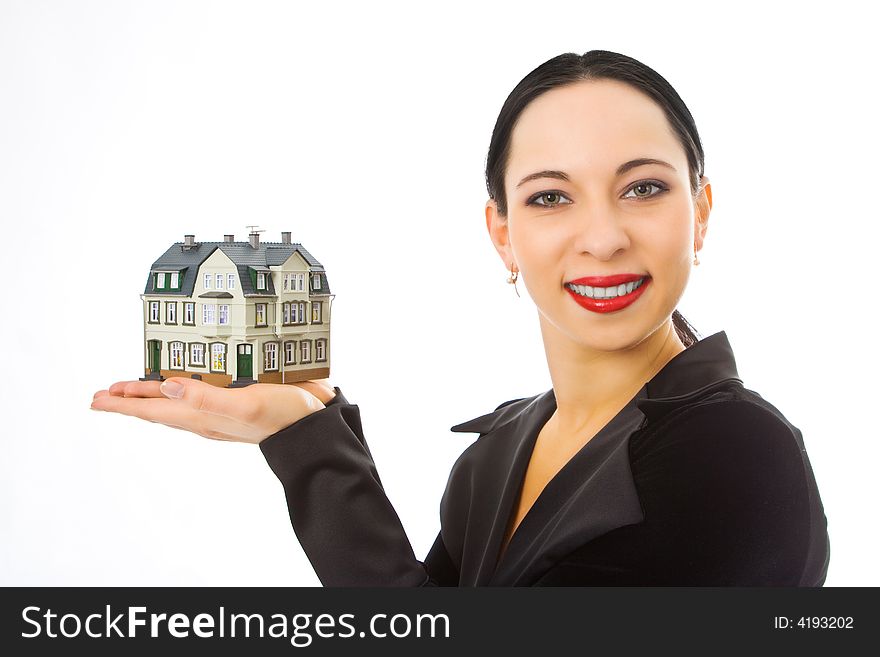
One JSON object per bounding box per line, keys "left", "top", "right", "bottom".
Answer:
{"left": 514, "top": 158, "right": 677, "bottom": 189}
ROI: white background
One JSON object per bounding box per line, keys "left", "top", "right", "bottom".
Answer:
{"left": 1, "top": 0, "right": 876, "bottom": 586}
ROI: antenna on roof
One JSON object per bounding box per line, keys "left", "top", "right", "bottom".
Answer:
{"left": 246, "top": 225, "right": 264, "bottom": 234}
{"left": 246, "top": 226, "right": 264, "bottom": 249}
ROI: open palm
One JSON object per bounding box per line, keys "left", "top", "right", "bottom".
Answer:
{"left": 90, "top": 377, "right": 337, "bottom": 444}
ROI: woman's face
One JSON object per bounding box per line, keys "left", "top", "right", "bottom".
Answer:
{"left": 486, "top": 79, "right": 711, "bottom": 351}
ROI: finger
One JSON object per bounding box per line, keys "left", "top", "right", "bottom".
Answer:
{"left": 92, "top": 389, "right": 269, "bottom": 443}
{"left": 90, "top": 394, "right": 200, "bottom": 431}
{"left": 119, "top": 380, "right": 165, "bottom": 398}
{"left": 104, "top": 381, "right": 164, "bottom": 398}
{"left": 108, "top": 380, "right": 150, "bottom": 396}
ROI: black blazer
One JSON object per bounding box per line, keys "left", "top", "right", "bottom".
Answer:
{"left": 260, "top": 331, "right": 830, "bottom": 586}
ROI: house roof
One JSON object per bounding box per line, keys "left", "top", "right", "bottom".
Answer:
{"left": 144, "top": 240, "right": 331, "bottom": 297}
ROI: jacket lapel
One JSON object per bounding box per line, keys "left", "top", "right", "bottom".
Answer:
{"left": 490, "top": 389, "right": 649, "bottom": 585}
{"left": 446, "top": 330, "right": 743, "bottom": 586}
{"left": 446, "top": 390, "right": 557, "bottom": 586}
{"left": 636, "top": 330, "right": 743, "bottom": 422}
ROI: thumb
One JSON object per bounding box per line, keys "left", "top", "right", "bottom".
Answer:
{"left": 159, "top": 378, "right": 187, "bottom": 400}
{"left": 160, "top": 377, "right": 224, "bottom": 414}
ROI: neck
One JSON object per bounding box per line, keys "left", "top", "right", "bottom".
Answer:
{"left": 538, "top": 315, "right": 687, "bottom": 434}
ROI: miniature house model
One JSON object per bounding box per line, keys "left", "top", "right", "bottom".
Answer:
{"left": 141, "top": 231, "right": 333, "bottom": 387}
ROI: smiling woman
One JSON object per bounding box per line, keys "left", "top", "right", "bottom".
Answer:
{"left": 91, "top": 49, "right": 830, "bottom": 587}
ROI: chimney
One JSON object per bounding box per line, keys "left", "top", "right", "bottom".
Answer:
{"left": 249, "top": 232, "right": 260, "bottom": 249}
{"left": 224, "top": 234, "right": 235, "bottom": 243}
{"left": 184, "top": 234, "right": 195, "bottom": 246}
{"left": 281, "top": 231, "right": 291, "bottom": 244}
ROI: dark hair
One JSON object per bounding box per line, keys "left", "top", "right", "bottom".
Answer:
{"left": 485, "top": 50, "right": 704, "bottom": 347}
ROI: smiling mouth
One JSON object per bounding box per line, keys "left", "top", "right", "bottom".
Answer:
{"left": 565, "top": 276, "right": 648, "bottom": 299}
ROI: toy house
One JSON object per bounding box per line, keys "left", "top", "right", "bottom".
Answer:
{"left": 140, "top": 230, "right": 333, "bottom": 387}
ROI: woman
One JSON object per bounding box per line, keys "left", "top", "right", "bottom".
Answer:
{"left": 91, "top": 50, "right": 830, "bottom": 586}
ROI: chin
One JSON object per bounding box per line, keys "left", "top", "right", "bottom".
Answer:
{"left": 583, "top": 326, "right": 653, "bottom": 353}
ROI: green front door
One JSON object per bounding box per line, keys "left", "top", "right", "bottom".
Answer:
{"left": 237, "top": 344, "right": 253, "bottom": 378}
{"left": 148, "top": 340, "right": 161, "bottom": 373}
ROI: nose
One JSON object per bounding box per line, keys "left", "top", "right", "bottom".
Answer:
{"left": 569, "top": 200, "right": 631, "bottom": 261}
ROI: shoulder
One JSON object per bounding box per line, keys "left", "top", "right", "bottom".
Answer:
{"left": 633, "top": 392, "right": 813, "bottom": 525}
{"left": 631, "top": 396, "right": 817, "bottom": 585}
{"left": 632, "top": 393, "right": 815, "bottom": 530}
{"left": 634, "top": 389, "right": 806, "bottom": 470}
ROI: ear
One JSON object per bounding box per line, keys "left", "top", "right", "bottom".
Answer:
{"left": 485, "top": 198, "right": 515, "bottom": 270}
{"left": 694, "top": 176, "right": 712, "bottom": 252}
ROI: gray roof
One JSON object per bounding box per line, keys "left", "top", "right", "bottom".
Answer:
{"left": 144, "top": 240, "right": 331, "bottom": 297}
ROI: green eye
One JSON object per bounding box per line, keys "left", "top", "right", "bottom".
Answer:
{"left": 527, "top": 191, "right": 573, "bottom": 207}
{"left": 624, "top": 181, "right": 668, "bottom": 199}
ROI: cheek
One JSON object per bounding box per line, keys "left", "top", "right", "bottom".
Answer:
{"left": 643, "top": 207, "right": 694, "bottom": 263}
{"left": 636, "top": 222, "right": 692, "bottom": 300}
{"left": 508, "top": 219, "right": 563, "bottom": 270}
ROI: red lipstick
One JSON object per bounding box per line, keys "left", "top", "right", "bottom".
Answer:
{"left": 565, "top": 274, "right": 651, "bottom": 314}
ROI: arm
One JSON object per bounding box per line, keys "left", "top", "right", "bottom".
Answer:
{"left": 90, "top": 377, "right": 460, "bottom": 586}
{"left": 260, "top": 387, "right": 460, "bottom": 586}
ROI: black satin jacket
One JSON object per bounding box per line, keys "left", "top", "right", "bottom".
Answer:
{"left": 260, "top": 331, "right": 830, "bottom": 586}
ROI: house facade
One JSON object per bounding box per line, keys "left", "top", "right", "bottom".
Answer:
{"left": 141, "top": 231, "right": 333, "bottom": 387}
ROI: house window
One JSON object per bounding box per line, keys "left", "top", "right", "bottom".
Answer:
{"left": 297, "top": 273, "right": 305, "bottom": 291}
{"left": 257, "top": 272, "right": 266, "bottom": 290}
{"left": 184, "top": 302, "right": 195, "bottom": 325}
{"left": 255, "top": 303, "right": 266, "bottom": 327}
{"left": 166, "top": 302, "right": 177, "bottom": 324}
{"left": 284, "top": 341, "right": 296, "bottom": 365}
{"left": 283, "top": 274, "right": 289, "bottom": 292}
{"left": 210, "top": 343, "right": 226, "bottom": 372}
{"left": 203, "top": 303, "right": 216, "bottom": 325}
{"left": 311, "top": 301, "right": 322, "bottom": 323}
{"left": 298, "top": 302, "right": 305, "bottom": 323}
{"left": 216, "top": 273, "right": 224, "bottom": 289}
{"left": 170, "top": 271, "right": 179, "bottom": 288}
{"left": 283, "top": 302, "right": 290, "bottom": 325}
{"left": 264, "top": 342, "right": 278, "bottom": 371}
{"left": 149, "top": 301, "right": 160, "bottom": 323}
{"left": 290, "top": 302, "right": 299, "bottom": 324}
{"left": 156, "top": 272, "right": 166, "bottom": 289}
{"left": 204, "top": 273, "right": 212, "bottom": 289}
{"left": 219, "top": 305, "right": 229, "bottom": 325}
{"left": 190, "top": 343, "right": 205, "bottom": 366}
{"left": 169, "top": 341, "right": 184, "bottom": 369}
{"left": 300, "top": 340, "right": 311, "bottom": 363}
{"left": 312, "top": 273, "right": 321, "bottom": 290}
{"left": 316, "top": 339, "right": 326, "bottom": 362}
{"left": 228, "top": 273, "right": 235, "bottom": 289}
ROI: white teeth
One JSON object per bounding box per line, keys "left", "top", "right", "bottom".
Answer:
{"left": 568, "top": 277, "right": 645, "bottom": 299}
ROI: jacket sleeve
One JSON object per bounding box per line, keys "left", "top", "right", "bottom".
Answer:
{"left": 259, "top": 387, "right": 460, "bottom": 586}
{"left": 630, "top": 400, "right": 819, "bottom": 586}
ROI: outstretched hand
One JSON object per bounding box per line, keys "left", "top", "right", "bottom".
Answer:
{"left": 90, "top": 377, "right": 337, "bottom": 444}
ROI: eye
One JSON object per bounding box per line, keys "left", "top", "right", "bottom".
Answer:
{"left": 623, "top": 180, "right": 669, "bottom": 200}
{"left": 526, "top": 191, "right": 573, "bottom": 208}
